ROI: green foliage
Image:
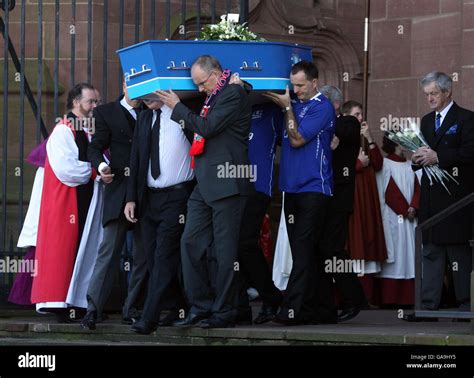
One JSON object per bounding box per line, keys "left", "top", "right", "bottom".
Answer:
{"left": 198, "top": 15, "right": 265, "bottom": 42}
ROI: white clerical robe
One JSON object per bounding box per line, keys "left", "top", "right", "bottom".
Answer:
{"left": 376, "top": 156, "right": 420, "bottom": 279}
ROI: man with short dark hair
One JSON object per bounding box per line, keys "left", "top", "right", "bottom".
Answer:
{"left": 157, "top": 55, "right": 252, "bottom": 328}
{"left": 264, "top": 61, "right": 336, "bottom": 324}
{"left": 124, "top": 98, "right": 195, "bottom": 335}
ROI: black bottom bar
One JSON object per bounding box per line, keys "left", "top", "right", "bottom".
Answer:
{"left": 1, "top": 345, "right": 473, "bottom": 377}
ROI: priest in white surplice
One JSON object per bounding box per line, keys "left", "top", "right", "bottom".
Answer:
{"left": 30, "top": 83, "right": 104, "bottom": 320}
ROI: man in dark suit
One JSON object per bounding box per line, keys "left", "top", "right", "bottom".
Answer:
{"left": 157, "top": 55, "right": 252, "bottom": 328}
{"left": 318, "top": 85, "right": 367, "bottom": 323}
{"left": 81, "top": 82, "right": 147, "bottom": 330}
{"left": 404, "top": 71, "right": 474, "bottom": 321}
{"left": 124, "top": 99, "right": 195, "bottom": 335}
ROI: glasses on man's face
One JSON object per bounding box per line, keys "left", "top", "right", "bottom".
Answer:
{"left": 196, "top": 71, "right": 215, "bottom": 87}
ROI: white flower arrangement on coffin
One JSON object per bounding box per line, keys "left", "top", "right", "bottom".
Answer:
{"left": 385, "top": 124, "right": 458, "bottom": 194}
{"left": 198, "top": 14, "right": 265, "bottom": 42}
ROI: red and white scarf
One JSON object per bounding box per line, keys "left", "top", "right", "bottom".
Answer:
{"left": 189, "top": 69, "right": 232, "bottom": 168}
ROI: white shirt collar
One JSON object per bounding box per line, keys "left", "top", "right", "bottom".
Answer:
{"left": 120, "top": 96, "right": 134, "bottom": 113}
{"left": 298, "top": 92, "right": 321, "bottom": 104}
{"left": 437, "top": 100, "right": 454, "bottom": 121}
{"left": 158, "top": 105, "right": 172, "bottom": 116}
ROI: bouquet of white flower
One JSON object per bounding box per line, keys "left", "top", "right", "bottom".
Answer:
{"left": 386, "top": 125, "right": 458, "bottom": 194}
{"left": 199, "top": 14, "right": 265, "bottom": 42}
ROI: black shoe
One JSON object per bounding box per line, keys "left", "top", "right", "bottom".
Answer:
{"left": 271, "top": 314, "right": 312, "bottom": 326}
{"left": 172, "top": 312, "right": 210, "bottom": 328}
{"left": 402, "top": 313, "right": 438, "bottom": 322}
{"left": 337, "top": 307, "right": 361, "bottom": 322}
{"left": 55, "top": 312, "right": 82, "bottom": 323}
{"left": 235, "top": 308, "right": 253, "bottom": 325}
{"left": 313, "top": 315, "right": 338, "bottom": 325}
{"left": 96, "top": 312, "right": 109, "bottom": 323}
{"left": 159, "top": 311, "right": 180, "bottom": 327}
{"left": 122, "top": 316, "right": 140, "bottom": 325}
{"left": 200, "top": 316, "right": 235, "bottom": 329}
{"left": 80, "top": 311, "right": 97, "bottom": 330}
{"left": 254, "top": 305, "right": 278, "bottom": 325}
{"left": 131, "top": 320, "right": 158, "bottom": 335}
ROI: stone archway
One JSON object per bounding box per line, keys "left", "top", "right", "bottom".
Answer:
{"left": 169, "top": 0, "right": 363, "bottom": 103}
{"left": 248, "top": 0, "right": 364, "bottom": 102}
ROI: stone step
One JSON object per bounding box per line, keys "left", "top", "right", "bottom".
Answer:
{"left": 1, "top": 310, "right": 473, "bottom": 346}
{"left": 0, "top": 336, "right": 171, "bottom": 346}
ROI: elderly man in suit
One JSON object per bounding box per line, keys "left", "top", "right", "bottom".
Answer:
{"left": 157, "top": 55, "right": 252, "bottom": 328}
{"left": 404, "top": 71, "right": 474, "bottom": 321}
{"left": 81, "top": 81, "right": 147, "bottom": 330}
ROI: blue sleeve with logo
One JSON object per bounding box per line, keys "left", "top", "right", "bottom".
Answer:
{"left": 297, "top": 102, "right": 335, "bottom": 143}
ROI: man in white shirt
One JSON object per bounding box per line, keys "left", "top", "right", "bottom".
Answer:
{"left": 124, "top": 99, "right": 195, "bottom": 334}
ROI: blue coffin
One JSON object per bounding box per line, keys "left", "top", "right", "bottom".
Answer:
{"left": 116, "top": 40, "right": 312, "bottom": 99}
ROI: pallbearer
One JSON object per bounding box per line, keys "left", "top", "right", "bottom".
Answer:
{"left": 157, "top": 55, "right": 252, "bottom": 328}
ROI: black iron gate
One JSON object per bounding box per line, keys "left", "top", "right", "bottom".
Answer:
{"left": 0, "top": 0, "right": 249, "bottom": 308}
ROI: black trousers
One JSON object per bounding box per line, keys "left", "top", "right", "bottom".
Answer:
{"left": 180, "top": 186, "right": 247, "bottom": 321}
{"left": 279, "top": 192, "right": 330, "bottom": 322}
{"left": 237, "top": 191, "right": 282, "bottom": 312}
{"left": 319, "top": 200, "right": 367, "bottom": 317}
{"left": 139, "top": 186, "right": 190, "bottom": 324}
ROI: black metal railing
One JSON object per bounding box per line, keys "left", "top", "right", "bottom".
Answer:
{"left": 415, "top": 192, "right": 474, "bottom": 321}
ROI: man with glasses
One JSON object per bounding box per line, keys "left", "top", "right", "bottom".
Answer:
{"left": 31, "top": 83, "right": 100, "bottom": 321}
{"left": 157, "top": 55, "right": 252, "bottom": 328}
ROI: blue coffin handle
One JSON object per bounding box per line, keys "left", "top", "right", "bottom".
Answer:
{"left": 167, "top": 61, "right": 191, "bottom": 70}
{"left": 117, "top": 40, "right": 313, "bottom": 99}
{"left": 240, "top": 61, "right": 263, "bottom": 71}
{"left": 125, "top": 64, "right": 152, "bottom": 81}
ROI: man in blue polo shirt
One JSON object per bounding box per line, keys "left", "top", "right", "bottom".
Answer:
{"left": 264, "top": 60, "right": 336, "bottom": 325}
{"left": 237, "top": 103, "right": 284, "bottom": 325}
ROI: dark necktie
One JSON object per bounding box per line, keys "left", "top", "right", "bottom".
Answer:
{"left": 150, "top": 109, "right": 162, "bottom": 180}
{"left": 435, "top": 113, "right": 441, "bottom": 133}
{"left": 133, "top": 107, "right": 142, "bottom": 120}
